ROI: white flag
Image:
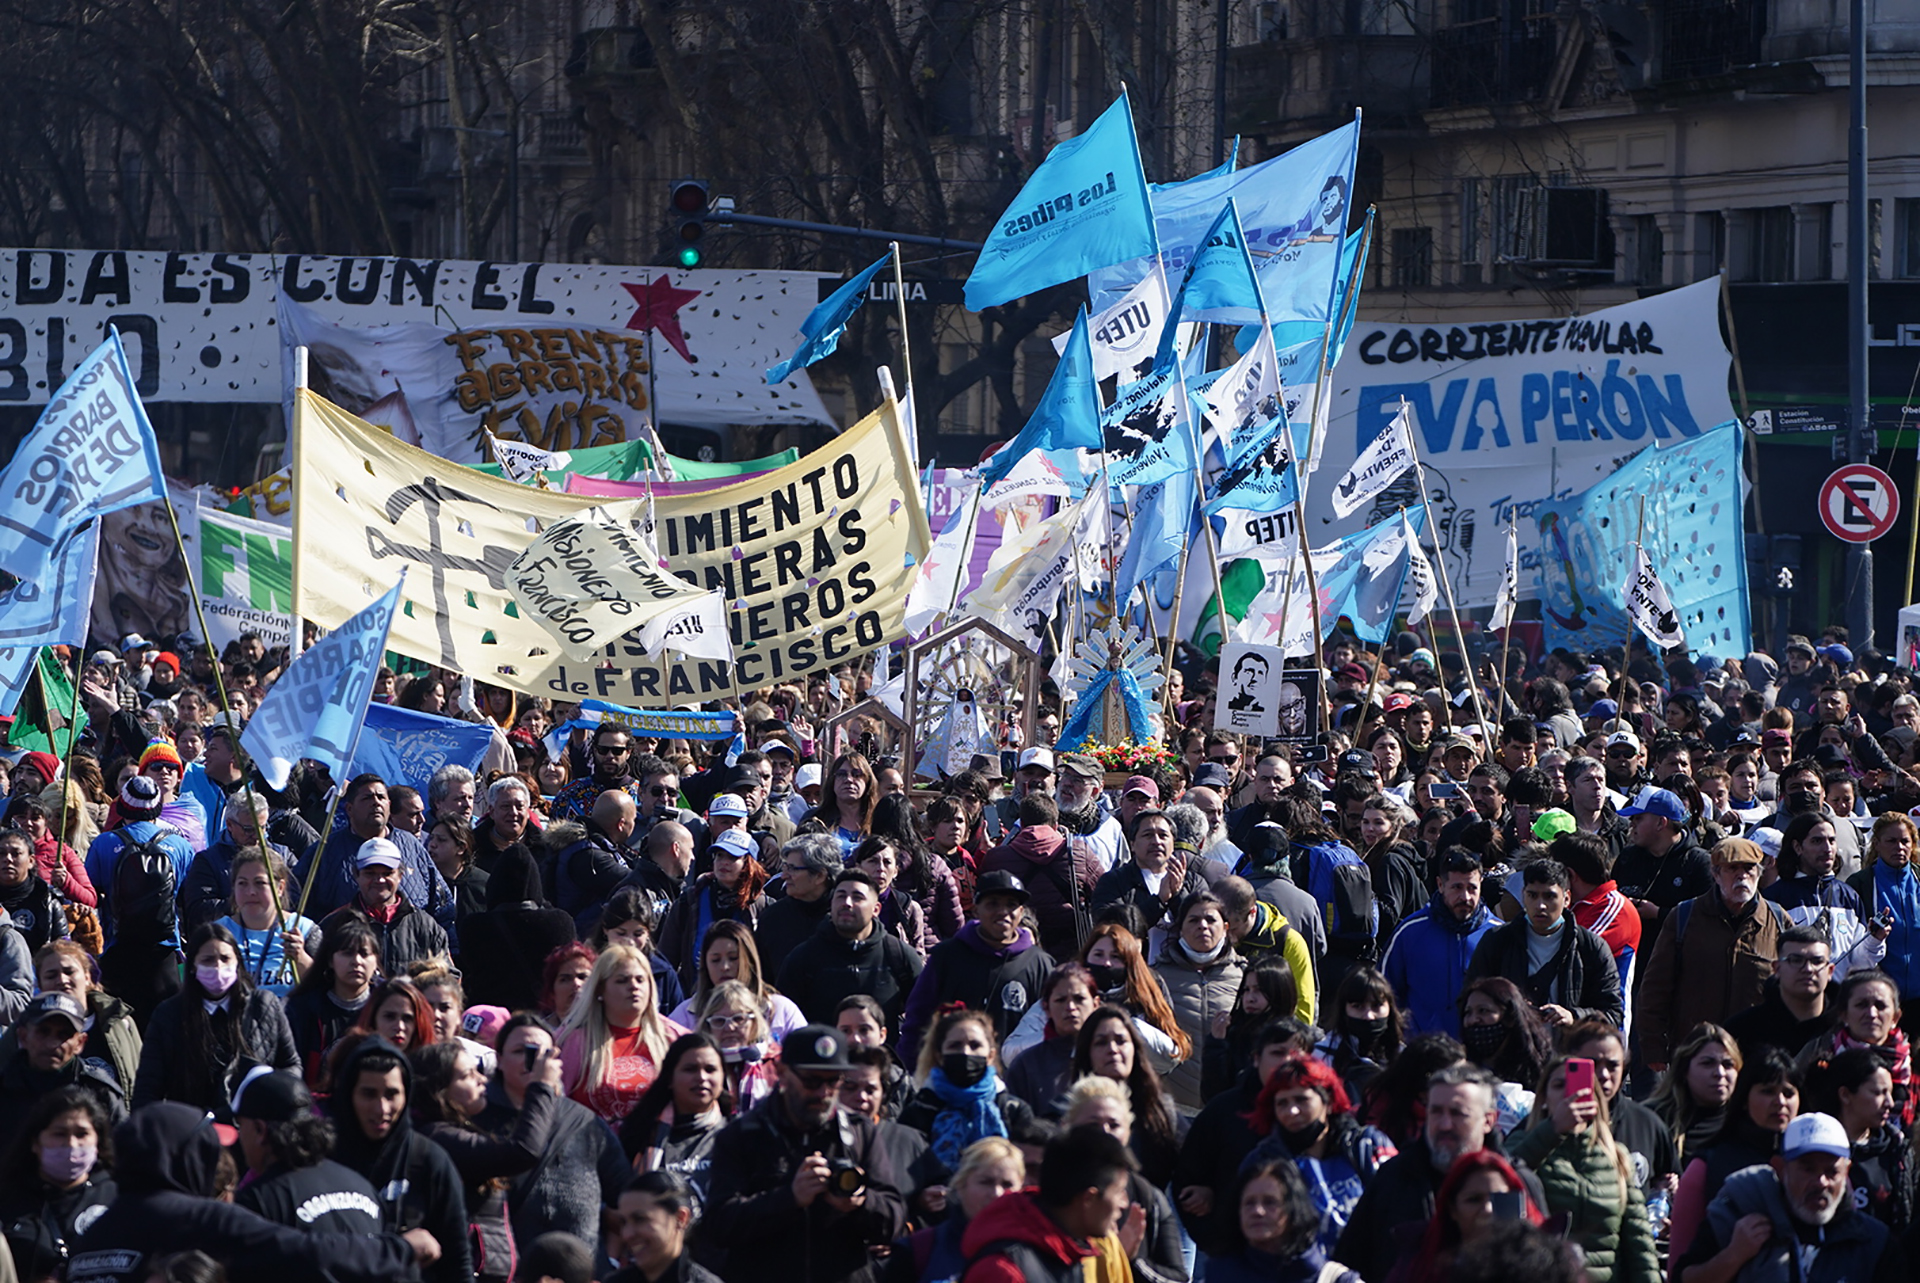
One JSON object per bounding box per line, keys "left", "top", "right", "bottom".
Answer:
{"left": 1401, "top": 510, "right": 1439, "bottom": 625}
{"left": 963, "top": 491, "right": 1100, "bottom": 652}
{"left": 1330, "top": 400, "right": 1416, "bottom": 519}
{"left": 636, "top": 589, "right": 734, "bottom": 662}
{"left": 1490, "top": 523, "right": 1520, "bottom": 633}
{"left": 982, "top": 449, "right": 1076, "bottom": 509}
{"left": 904, "top": 479, "right": 982, "bottom": 636}
{"left": 1624, "top": 545, "right": 1686, "bottom": 650}
{"left": 1232, "top": 548, "right": 1340, "bottom": 658}
{"left": 505, "top": 504, "right": 716, "bottom": 661}
{"left": 488, "top": 433, "right": 571, "bottom": 484}
{"left": 1197, "top": 324, "right": 1284, "bottom": 453}
{"left": 1058, "top": 260, "right": 1172, "bottom": 383}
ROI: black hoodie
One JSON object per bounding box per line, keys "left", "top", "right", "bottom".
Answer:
{"left": 327, "top": 1037, "right": 474, "bottom": 1283}
{"left": 69, "top": 1101, "right": 421, "bottom": 1283}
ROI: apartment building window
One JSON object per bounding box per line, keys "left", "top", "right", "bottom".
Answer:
{"left": 1631, "top": 215, "right": 1663, "bottom": 285}
{"left": 1798, "top": 204, "right": 1833, "bottom": 280}
{"left": 1392, "top": 227, "right": 1435, "bottom": 287}
{"left": 1460, "top": 180, "right": 1483, "bottom": 284}
{"left": 1694, "top": 211, "right": 1725, "bottom": 280}
{"left": 1896, "top": 200, "right": 1920, "bottom": 278}
{"left": 1741, "top": 206, "right": 1794, "bottom": 282}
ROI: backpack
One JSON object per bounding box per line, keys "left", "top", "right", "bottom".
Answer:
{"left": 109, "top": 829, "right": 179, "bottom": 944}
{"left": 1670, "top": 896, "right": 1787, "bottom": 946}
{"left": 1322, "top": 853, "right": 1380, "bottom": 963}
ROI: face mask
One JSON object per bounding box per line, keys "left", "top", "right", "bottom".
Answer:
{"left": 1279, "top": 1118, "right": 1327, "bottom": 1152}
{"left": 1182, "top": 937, "right": 1228, "bottom": 965}
{"left": 1353, "top": 1015, "right": 1390, "bottom": 1046}
{"left": 941, "top": 1053, "right": 989, "bottom": 1088}
{"left": 196, "top": 962, "right": 238, "bottom": 998}
{"left": 1088, "top": 962, "right": 1128, "bottom": 992}
{"left": 1461, "top": 1022, "right": 1507, "bottom": 1059}
{"left": 39, "top": 1142, "right": 94, "bottom": 1185}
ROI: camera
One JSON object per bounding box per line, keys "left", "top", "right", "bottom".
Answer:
{"left": 826, "top": 1158, "right": 867, "bottom": 1195}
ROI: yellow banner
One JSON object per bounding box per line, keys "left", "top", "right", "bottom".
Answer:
{"left": 291, "top": 390, "right": 930, "bottom": 701}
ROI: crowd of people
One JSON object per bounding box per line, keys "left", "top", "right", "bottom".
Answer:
{"left": 0, "top": 623, "right": 1914, "bottom": 1282}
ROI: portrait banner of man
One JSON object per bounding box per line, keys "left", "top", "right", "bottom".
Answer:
{"left": 1216, "top": 642, "right": 1284, "bottom": 737}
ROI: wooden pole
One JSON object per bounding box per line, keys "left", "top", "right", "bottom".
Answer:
{"left": 1406, "top": 433, "right": 1496, "bottom": 748}
{"left": 890, "top": 243, "right": 916, "bottom": 468}
{"left": 289, "top": 348, "right": 309, "bottom": 662}
{"left": 1614, "top": 496, "right": 1649, "bottom": 727}
{"left": 1495, "top": 518, "right": 1517, "bottom": 722}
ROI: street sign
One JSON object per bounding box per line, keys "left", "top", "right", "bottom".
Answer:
{"left": 1819, "top": 463, "right": 1900, "bottom": 543}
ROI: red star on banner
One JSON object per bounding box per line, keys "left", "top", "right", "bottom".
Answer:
{"left": 622, "top": 276, "right": 703, "bottom": 364}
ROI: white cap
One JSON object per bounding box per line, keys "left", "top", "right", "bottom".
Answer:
{"left": 355, "top": 838, "right": 403, "bottom": 870}
{"left": 709, "top": 793, "right": 749, "bottom": 819}
{"left": 796, "top": 763, "right": 823, "bottom": 790}
{"left": 1606, "top": 729, "right": 1642, "bottom": 751}
{"left": 1017, "top": 747, "right": 1055, "bottom": 773}
{"left": 1781, "top": 1112, "right": 1851, "bottom": 1160}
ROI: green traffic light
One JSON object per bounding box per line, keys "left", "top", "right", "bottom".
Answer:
{"left": 676, "top": 246, "right": 702, "bottom": 268}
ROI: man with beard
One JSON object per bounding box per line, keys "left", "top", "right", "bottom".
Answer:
{"left": 1053, "top": 755, "right": 1123, "bottom": 876}
{"left": 550, "top": 723, "right": 642, "bottom": 825}
{"left": 1673, "top": 1112, "right": 1903, "bottom": 1283}
{"left": 1334, "top": 1063, "right": 1546, "bottom": 1282}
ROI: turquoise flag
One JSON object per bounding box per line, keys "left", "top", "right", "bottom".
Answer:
{"left": 766, "top": 252, "right": 891, "bottom": 384}
{"left": 242, "top": 574, "right": 405, "bottom": 790}
{"left": 1162, "top": 199, "right": 1267, "bottom": 347}
{"left": 1115, "top": 465, "right": 1197, "bottom": 609}
{"left": 0, "top": 332, "right": 165, "bottom": 582}
{"left": 965, "top": 93, "right": 1158, "bottom": 311}
{"left": 980, "top": 308, "right": 1104, "bottom": 484}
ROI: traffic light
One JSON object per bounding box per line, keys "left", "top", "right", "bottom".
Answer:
{"left": 669, "top": 179, "right": 708, "bottom": 268}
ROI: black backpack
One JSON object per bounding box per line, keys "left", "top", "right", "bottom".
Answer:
{"left": 1325, "top": 858, "right": 1381, "bottom": 963}
{"left": 110, "top": 829, "right": 179, "bottom": 944}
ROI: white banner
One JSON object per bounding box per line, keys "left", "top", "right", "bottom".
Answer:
{"left": 506, "top": 505, "right": 715, "bottom": 662}
{"left": 1057, "top": 261, "right": 1171, "bottom": 384}
{"left": 1310, "top": 279, "right": 1736, "bottom": 606}
{"left": 198, "top": 507, "right": 295, "bottom": 652}
{"left": 1330, "top": 399, "right": 1414, "bottom": 519}
{"left": 1625, "top": 545, "right": 1687, "bottom": 649}
{"left": 0, "top": 249, "right": 833, "bottom": 430}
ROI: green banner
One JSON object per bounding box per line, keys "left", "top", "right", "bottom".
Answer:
{"left": 470, "top": 438, "right": 799, "bottom": 485}
{"left": 9, "top": 650, "right": 85, "bottom": 757}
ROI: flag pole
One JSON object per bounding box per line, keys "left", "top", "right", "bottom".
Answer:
{"left": 1493, "top": 518, "right": 1517, "bottom": 723}
{"left": 289, "top": 348, "right": 309, "bottom": 663}
{"left": 1614, "top": 495, "right": 1649, "bottom": 727}
{"left": 889, "top": 242, "right": 916, "bottom": 465}
{"left": 55, "top": 649, "right": 82, "bottom": 855}
{"left": 1404, "top": 416, "right": 1495, "bottom": 748}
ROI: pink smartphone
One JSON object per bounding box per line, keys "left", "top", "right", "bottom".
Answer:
{"left": 1564, "top": 1057, "right": 1595, "bottom": 1099}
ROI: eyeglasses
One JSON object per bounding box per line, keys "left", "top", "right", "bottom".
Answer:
{"left": 1210, "top": 753, "right": 1240, "bottom": 765}
{"left": 781, "top": 862, "right": 812, "bottom": 875}
{"left": 1605, "top": 748, "right": 1636, "bottom": 758}
{"left": 707, "top": 1013, "right": 753, "bottom": 1030}
{"left": 647, "top": 787, "right": 675, "bottom": 797}
{"left": 1779, "top": 953, "right": 1832, "bottom": 970}
{"left": 594, "top": 746, "right": 630, "bottom": 756}
{"left": 794, "top": 1071, "right": 842, "bottom": 1090}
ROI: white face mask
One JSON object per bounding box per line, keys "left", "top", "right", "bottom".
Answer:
{"left": 196, "top": 962, "right": 238, "bottom": 998}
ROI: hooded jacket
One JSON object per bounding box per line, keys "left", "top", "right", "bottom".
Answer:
{"left": 1764, "top": 873, "right": 1885, "bottom": 977}
{"left": 69, "top": 1102, "right": 422, "bottom": 1283}
{"left": 958, "top": 1188, "right": 1105, "bottom": 1283}
{"left": 313, "top": 895, "right": 450, "bottom": 981}
{"left": 1679, "top": 1163, "right": 1895, "bottom": 1283}
{"left": 1380, "top": 894, "right": 1500, "bottom": 1037}
{"left": 235, "top": 1158, "right": 384, "bottom": 1236}
{"left": 980, "top": 824, "right": 1098, "bottom": 959}
{"left": 776, "top": 915, "right": 925, "bottom": 1027}
{"left": 898, "top": 923, "right": 1054, "bottom": 1064}
{"left": 326, "top": 1036, "right": 473, "bottom": 1283}
{"left": 1465, "top": 911, "right": 1624, "bottom": 1027}
{"left": 545, "top": 820, "right": 635, "bottom": 917}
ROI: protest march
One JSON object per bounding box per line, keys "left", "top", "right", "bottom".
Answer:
{"left": 0, "top": 77, "right": 1914, "bottom": 1283}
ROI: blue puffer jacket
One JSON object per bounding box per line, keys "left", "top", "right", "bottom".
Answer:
{"left": 1381, "top": 893, "right": 1499, "bottom": 1037}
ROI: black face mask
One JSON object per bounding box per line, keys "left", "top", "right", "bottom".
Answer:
{"left": 941, "top": 1053, "right": 990, "bottom": 1088}
{"left": 1279, "top": 1117, "right": 1327, "bottom": 1152}
{"left": 1461, "top": 1022, "right": 1507, "bottom": 1060}
{"left": 1352, "top": 1015, "right": 1390, "bottom": 1047}
{"left": 1089, "top": 962, "right": 1129, "bottom": 992}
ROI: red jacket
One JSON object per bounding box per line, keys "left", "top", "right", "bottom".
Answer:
{"left": 961, "top": 1189, "right": 1099, "bottom": 1283}
{"left": 1573, "top": 879, "right": 1641, "bottom": 992}
{"left": 31, "top": 833, "right": 95, "bottom": 907}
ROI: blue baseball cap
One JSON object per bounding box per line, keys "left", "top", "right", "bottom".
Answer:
{"left": 1585, "top": 698, "right": 1619, "bottom": 720}
{"left": 1619, "top": 787, "right": 1687, "bottom": 824}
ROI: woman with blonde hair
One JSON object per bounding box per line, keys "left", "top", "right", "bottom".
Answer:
{"left": 1508, "top": 1054, "right": 1661, "bottom": 1283}
{"left": 1645, "top": 1023, "right": 1741, "bottom": 1158}
{"left": 1849, "top": 811, "right": 1920, "bottom": 1006}
{"left": 663, "top": 919, "right": 805, "bottom": 1038}
{"left": 697, "top": 980, "right": 780, "bottom": 1115}
{"left": 900, "top": 1006, "right": 1032, "bottom": 1167}
{"left": 557, "top": 943, "right": 689, "bottom": 1123}
{"left": 883, "top": 1137, "right": 1024, "bottom": 1283}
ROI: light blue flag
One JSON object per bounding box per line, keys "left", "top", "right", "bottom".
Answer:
{"left": 1536, "top": 421, "right": 1749, "bottom": 656}
{"left": 1159, "top": 200, "right": 1267, "bottom": 354}
{"left": 0, "top": 521, "right": 102, "bottom": 718}
{"left": 1114, "top": 465, "right": 1197, "bottom": 609}
{"left": 1261, "top": 210, "right": 1373, "bottom": 356}
{"left": 980, "top": 308, "right": 1104, "bottom": 484}
{"left": 1151, "top": 138, "right": 1238, "bottom": 194}
{"left": 242, "top": 574, "right": 405, "bottom": 790}
{"left": 352, "top": 701, "right": 495, "bottom": 798}
{"left": 0, "top": 332, "right": 165, "bottom": 582}
{"left": 766, "top": 252, "right": 891, "bottom": 384}
{"left": 1091, "top": 117, "right": 1358, "bottom": 323}
{"left": 965, "top": 93, "right": 1158, "bottom": 311}
{"left": 1103, "top": 359, "right": 1200, "bottom": 489}
{"left": 1314, "top": 505, "right": 1429, "bottom": 644}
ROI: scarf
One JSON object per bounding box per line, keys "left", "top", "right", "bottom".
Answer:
{"left": 1056, "top": 801, "right": 1104, "bottom": 836}
{"left": 1174, "top": 936, "right": 1229, "bottom": 966}
{"left": 926, "top": 1065, "right": 1007, "bottom": 1168}
{"left": 1832, "top": 1025, "right": 1915, "bottom": 1126}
